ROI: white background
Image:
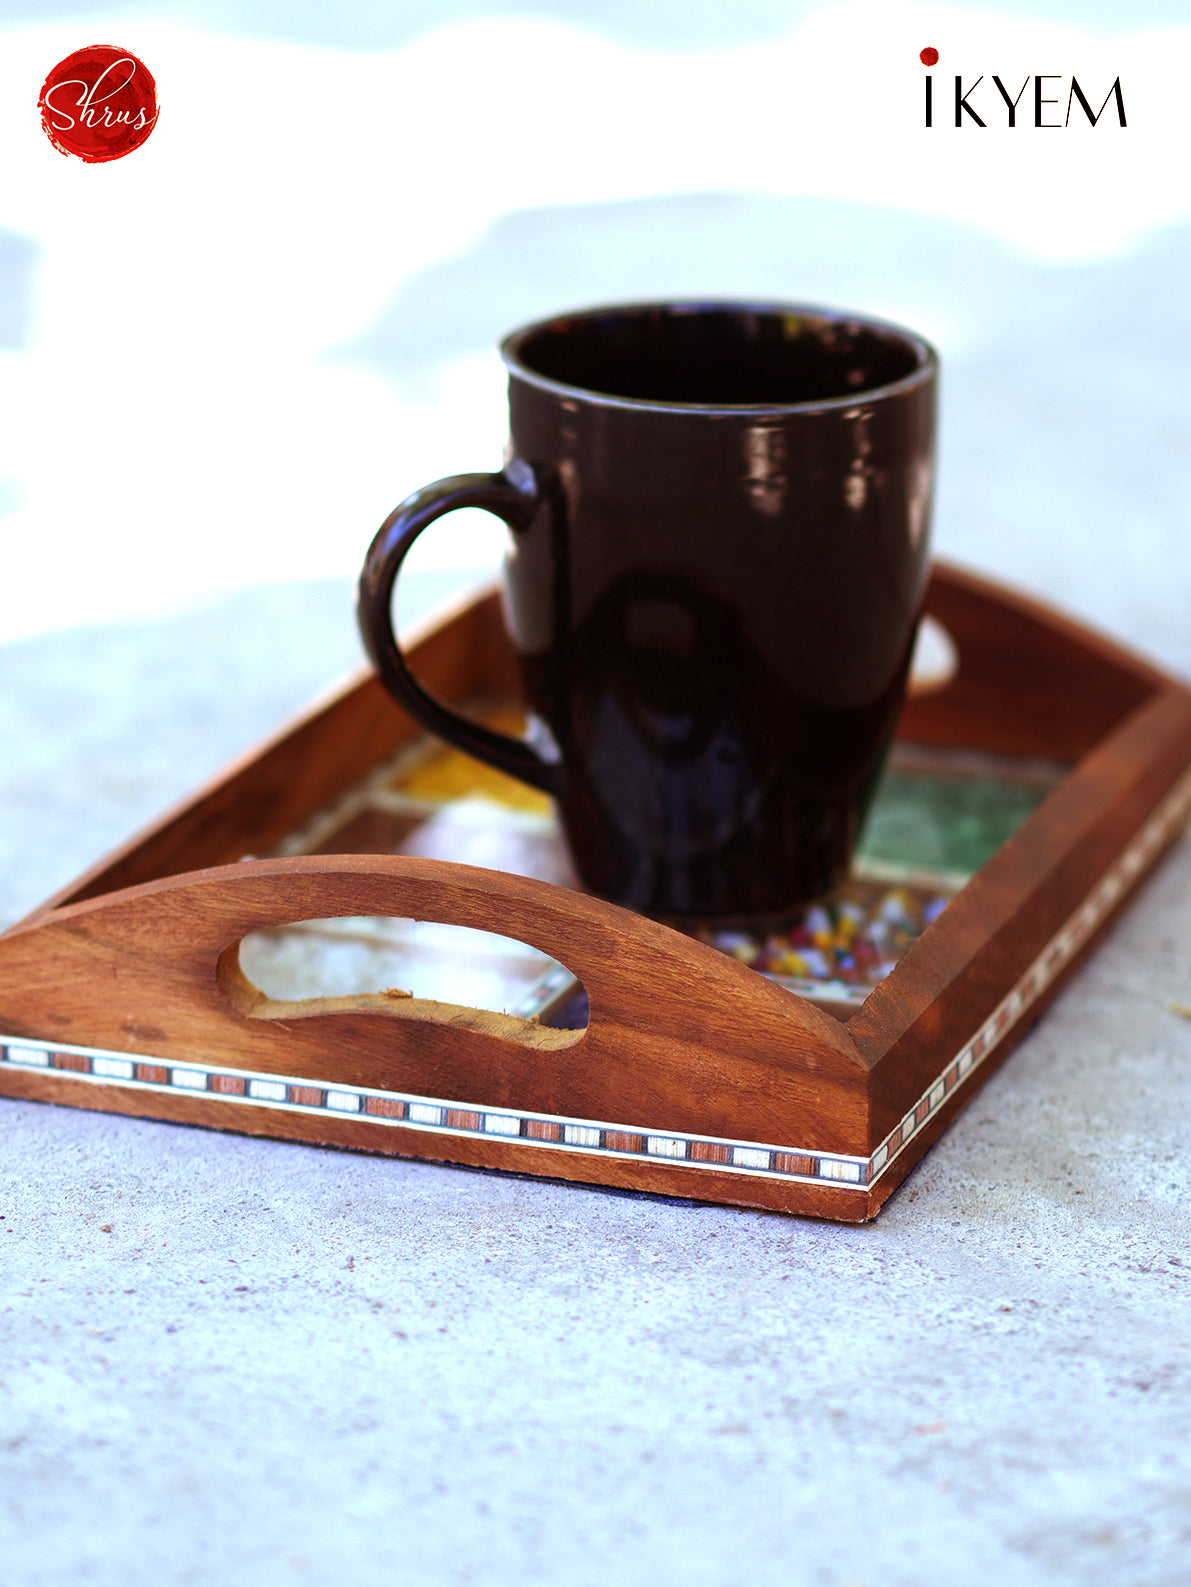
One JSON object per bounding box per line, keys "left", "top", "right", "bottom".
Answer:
{"left": 0, "top": 0, "right": 1187, "bottom": 643}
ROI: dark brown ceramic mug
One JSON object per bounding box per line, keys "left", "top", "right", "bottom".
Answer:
{"left": 358, "top": 301, "right": 937, "bottom": 923}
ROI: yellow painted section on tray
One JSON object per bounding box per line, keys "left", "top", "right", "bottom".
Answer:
{"left": 388, "top": 705, "right": 555, "bottom": 815}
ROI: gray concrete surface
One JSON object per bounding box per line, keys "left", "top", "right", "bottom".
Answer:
{"left": 2, "top": 826, "right": 1191, "bottom": 1587}
{"left": 4, "top": 196, "right": 1191, "bottom": 1583}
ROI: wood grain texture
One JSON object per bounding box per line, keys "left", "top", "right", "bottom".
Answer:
{"left": 3, "top": 560, "right": 1190, "bottom": 1220}
{"left": 852, "top": 684, "right": 1191, "bottom": 1146}
{"left": 0, "top": 854, "right": 869, "bottom": 1152}
{"left": 898, "top": 561, "right": 1161, "bottom": 760}
{"left": 862, "top": 816, "right": 1191, "bottom": 1218}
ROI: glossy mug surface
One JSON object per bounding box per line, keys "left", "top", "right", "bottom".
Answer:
{"left": 358, "top": 302, "right": 937, "bottom": 922}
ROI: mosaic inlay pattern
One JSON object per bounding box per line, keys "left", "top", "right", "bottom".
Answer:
{"left": 0, "top": 1037, "right": 866, "bottom": 1187}
{"left": 4, "top": 765, "right": 1190, "bottom": 1195}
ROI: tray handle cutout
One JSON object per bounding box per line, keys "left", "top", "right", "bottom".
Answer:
{"left": 217, "top": 913, "right": 586, "bottom": 1052}
{"left": 907, "top": 613, "right": 957, "bottom": 697}
{"left": 0, "top": 854, "right": 869, "bottom": 1145}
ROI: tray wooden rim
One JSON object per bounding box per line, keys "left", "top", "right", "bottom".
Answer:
{"left": 3, "top": 560, "right": 1189, "bottom": 1221}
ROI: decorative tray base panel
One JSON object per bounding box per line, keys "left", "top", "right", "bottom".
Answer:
{"left": 253, "top": 698, "right": 1061, "bottom": 1024}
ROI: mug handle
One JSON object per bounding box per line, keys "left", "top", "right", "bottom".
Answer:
{"left": 357, "top": 468, "right": 561, "bottom": 795}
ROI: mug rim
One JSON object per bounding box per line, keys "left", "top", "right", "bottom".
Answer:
{"left": 500, "top": 299, "right": 938, "bottom": 416}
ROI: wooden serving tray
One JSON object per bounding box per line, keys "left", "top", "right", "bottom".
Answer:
{"left": 2, "top": 562, "right": 1189, "bottom": 1222}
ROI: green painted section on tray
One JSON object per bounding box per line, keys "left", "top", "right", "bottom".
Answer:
{"left": 858, "top": 764, "right": 1051, "bottom": 880}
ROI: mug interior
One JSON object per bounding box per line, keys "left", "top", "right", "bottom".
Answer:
{"left": 508, "top": 304, "right": 929, "bottom": 408}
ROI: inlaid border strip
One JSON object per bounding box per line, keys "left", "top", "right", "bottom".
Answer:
{"left": 867, "top": 760, "right": 1191, "bottom": 1185}
{"left": 3, "top": 763, "right": 1190, "bottom": 1197}
{"left": 0, "top": 1036, "right": 867, "bottom": 1188}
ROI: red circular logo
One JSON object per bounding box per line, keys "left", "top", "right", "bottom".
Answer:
{"left": 919, "top": 46, "right": 939, "bottom": 67}
{"left": 38, "top": 45, "right": 158, "bottom": 163}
